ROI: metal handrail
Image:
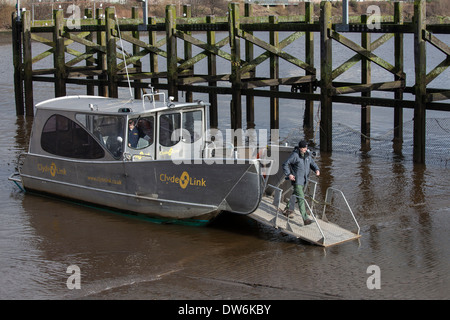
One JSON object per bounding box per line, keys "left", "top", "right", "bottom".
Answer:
{"left": 304, "top": 179, "right": 318, "bottom": 211}
{"left": 266, "top": 184, "right": 283, "bottom": 227}
{"left": 290, "top": 194, "right": 326, "bottom": 244}
{"left": 323, "top": 187, "right": 360, "bottom": 235}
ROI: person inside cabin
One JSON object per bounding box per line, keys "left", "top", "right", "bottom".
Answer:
{"left": 128, "top": 119, "right": 139, "bottom": 148}
{"left": 282, "top": 140, "right": 320, "bottom": 225}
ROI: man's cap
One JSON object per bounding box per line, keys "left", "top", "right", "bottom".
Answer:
{"left": 298, "top": 140, "right": 308, "bottom": 148}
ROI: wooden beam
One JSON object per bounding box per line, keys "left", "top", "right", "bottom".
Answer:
{"left": 242, "top": 75, "right": 315, "bottom": 89}
{"left": 331, "top": 30, "right": 405, "bottom": 79}
{"left": 238, "top": 29, "right": 315, "bottom": 74}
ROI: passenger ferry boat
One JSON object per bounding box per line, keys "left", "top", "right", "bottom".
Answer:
{"left": 9, "top": 93, "right": 268, "bottom": 226}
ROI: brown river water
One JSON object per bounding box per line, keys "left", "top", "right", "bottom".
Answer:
{"left": 0, "top": 30, "right": 449, "bottom": 301}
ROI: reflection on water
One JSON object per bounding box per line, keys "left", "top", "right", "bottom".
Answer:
{"left": 0, "top": 31, "right": 449, "bottom": 300}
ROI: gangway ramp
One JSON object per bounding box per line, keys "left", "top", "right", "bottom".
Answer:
{"left": 248, "top": 185, "right": 361, "bottom": 247}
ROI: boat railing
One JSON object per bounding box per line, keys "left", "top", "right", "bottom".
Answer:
{"left": 322, "top": 187, "right": 361, "bottom": 235}
{"left": 142, "top": 92, "right": 167, "bottom": 110}
{"left": 8, "top": 152, "right": 27, "bottom": 191}
{"left": 203, "top": 141, "right": 235, "bottom": 158}
{"left": 203, "top": 143, "right": 265, "bottom": 160}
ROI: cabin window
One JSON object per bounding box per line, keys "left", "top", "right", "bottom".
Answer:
{"left": 41, "top": 114, "right": 104, "bottom": 159}
{"left": 159, "top": 113, "right": 181, "bottom": 147}
{"left": 182, "top": 110, "right": 203, "bottom": 143}
{"left": 75, "top": 114, "right": 125, "bottom": 158}
{"left": 128, "top": 116, "right": 154, "bottom": 149}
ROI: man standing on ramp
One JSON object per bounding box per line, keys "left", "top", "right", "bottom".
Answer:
{"left": 282, "top": 140, "right": 320, "bottom": 225}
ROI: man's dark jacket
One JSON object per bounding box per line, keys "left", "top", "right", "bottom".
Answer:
{"left": 282, "top": 147, "right": 319, "bottom": 186}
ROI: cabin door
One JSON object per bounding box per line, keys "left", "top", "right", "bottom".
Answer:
{"left": 157, "top": 111, "right": 182, "bottom": 160}
{"left": 156, "top": 109, "right": 205, "bottom": 161}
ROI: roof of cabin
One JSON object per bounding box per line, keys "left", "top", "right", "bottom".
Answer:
{"left": 35, "top": 95, "right": 208, "bottom": 114}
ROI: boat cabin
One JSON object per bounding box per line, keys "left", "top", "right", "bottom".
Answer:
{"left": 31, "top": 95, "right": 208, "bottom": 162}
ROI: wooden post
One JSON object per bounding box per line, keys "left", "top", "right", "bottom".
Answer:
{"left": 207, "top": 15, "right": 218, "bottom": 129}
{"left": 361, "top": 14, "right": 371, "bottom": 150}
{"left": 53, "top": 9, "right": 66, "bottom": 98}
{"left": 106, "top": 7, "right": 118, "bottom": 98}
{"left": 184, "top": 5, "right": 193, "bottom": 102}
{"left": 12, "top": 12, "right": 24, "bottom": 116}
{"left": 303, "top": 1, "right": 314, "bottom": 133}
{"left": 245, "top": 3, "right": 255, "bottom": 130}
{"left": 22, "top": 10, "right": 33, "bottom": 116}
{"left": 149, "top": 16, "right": 159, "bottom": 90}
{"left": 320, "top": 1, "right": 333, "bottom": 152}
{"left": 229, "top": 2, "right": 242, "bottom": 130}
{"left": 97, "top": 8, "right": 107, "bottom": 96}
{"left": 132, "top": 6, "right": 142, "bottom": 100}
{"left": 413, "top": 0, "right": 426, "bottom": 164}
{"left": 393, "top": 1, "right": 404, "bottom": 147}
{"left": 85, "top": 8, "right": 94, "bottom": 96}
{"left": 269, "top": 15, "right": 279, "bottom": 130}
{"left": 166, "top": 5, "right": 178, "bottom": 100}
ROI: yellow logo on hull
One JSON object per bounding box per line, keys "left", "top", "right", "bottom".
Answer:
{"left": 37, "top": 162, "right": 67, "bottom": 177}
{"left": 159, "top": 171, "right": 206, "bottom": 189}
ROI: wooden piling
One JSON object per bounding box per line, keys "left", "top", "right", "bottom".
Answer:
{"left": 303, "top": 1, "right": 315, "bottom": 134}
{"left": 361, "top": 14, "right": 371, "bottom": 150}
{"left": 10, "top": 1, "right": 450, "bottom": 164}
{"left": 149, "top": 16, "right": 159, "bottom": 91}
{"left": 166, "top": 5, "right": 178, "bottom": 100}
{"left": 206, "top": 14, "right": 218, "bottom": 129}
{"left": 22, "top": 10, "right": 33, "bottom": 116}
{"left": 97, "top": 8, "right": 107, "bottom": 97}
{"left": 183, "top": 5, "right": 193, "bottom": 103}
{"left": 229, "top": 2, "right": 242, "bottom": 130}
{"left": 320, "top": 1, "right": 333, "bottom": 152}
{"left": 85, "top": 8, "right": 95, "bottom": 96}
{"left": 53, "top": 9, "right": 66, "bottom": 98}
{"left": 394, "top": 1, "right": 404, "bottom": 147}
{"left": 12, "top": 12, "right": 24, "bottom": 116}
{"left": 414, "top": 0, "right": 426, "bottom": 164}
{"left": 106, "top": 7, "right": 118, "bottom": 98}
{"left": 245, "top": 3, "right": 255, "bottom": 130}
{"left": 269, "top": 15, "right": 279, "bottom": 130}
{"left": 132, "top": 6, "right": 142, "bottom": 100}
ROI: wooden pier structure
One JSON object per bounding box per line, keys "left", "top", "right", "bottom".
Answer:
{"left": 12, "top": 0, "right": 450, "bottom": 163}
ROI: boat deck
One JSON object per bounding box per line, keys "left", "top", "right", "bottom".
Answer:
{"left": 248, "top": 197, "right": 361, "bottom": 247}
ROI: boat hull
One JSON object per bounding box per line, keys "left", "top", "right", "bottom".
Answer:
{"left": 19, "top": 154, "right": 264, "bottom": 224}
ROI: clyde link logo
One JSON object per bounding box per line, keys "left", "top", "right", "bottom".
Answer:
{"left": 38, "top": 162, "right": 67, "bottom": 177}
{"left": 160, "top": 171, "right": 206, "bottom": 189}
